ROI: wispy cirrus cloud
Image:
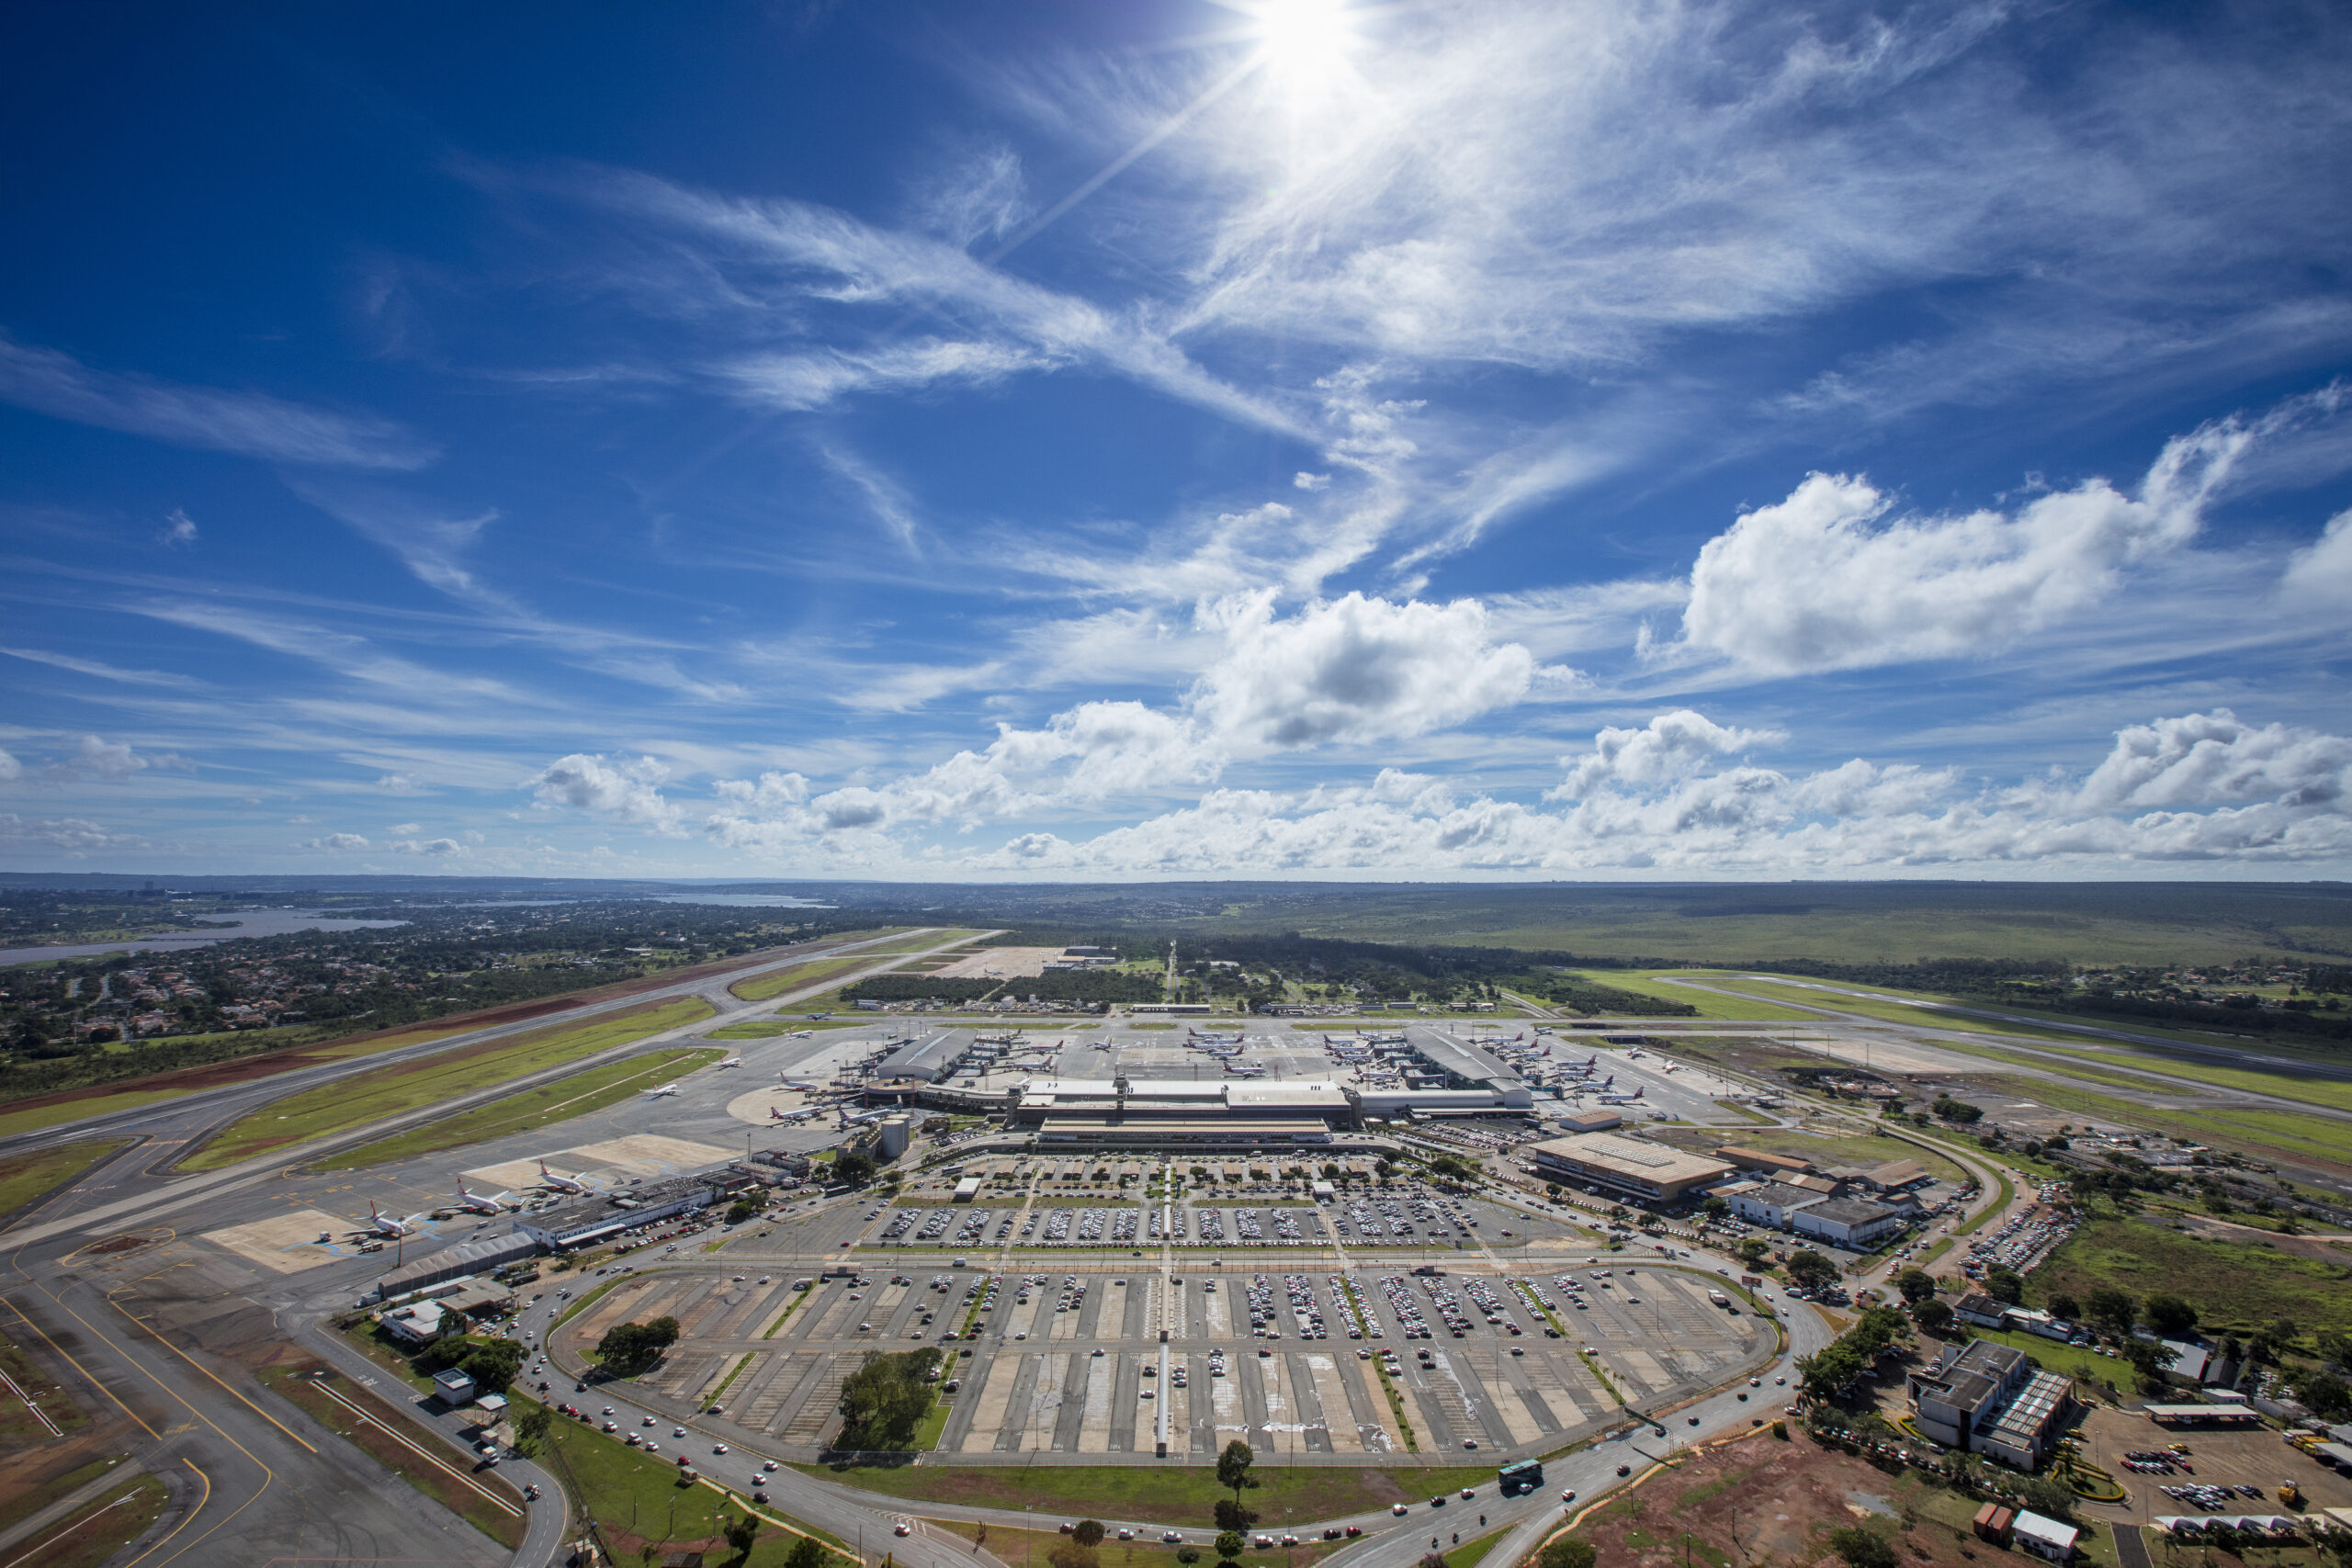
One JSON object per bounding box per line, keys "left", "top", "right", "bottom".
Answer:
{"left": 0, "top": 333, "right": 435, "bottom": 469}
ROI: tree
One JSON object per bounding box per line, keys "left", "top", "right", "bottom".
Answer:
{"left": 1983, "top": 1269, "right": 2023, "bottom": 1306}
{"left": 595, "top": 1318, "right": 680, "bottom": 1377}
{"left": 833, "top": 1151, "right": 876, "bottom": 1186}
{"left": 1826, "top": 1527, "right": 1898, "bottom": 1568}
{"left": 456, "top": 1336, "right": 526, "bottom": 1393}
{"left": 2046, "top": 1292, "right": 2081, "bottom": 1322}
{"left": 2085, "top": 1288, "right": 2135, "bottom": 1335}
{"left": 836, "top": 1348, "right": 942, "bottom": 1450}
{"left": 1216, "top": 1439, "right": 1257, "bottom": 1511}
{"left": 1214, "top": 1500, "right": 1256, "bottom": 1532}
{"left": 727, "top": 1199, "right": 760, "bottom": 1224}
{"left": 2143, "top": 1292, "right": 2198, "bottom": 1337}
{"left": 2023, "top": 1475, "right": 2077, "bottom": 1521}
{"left": 1913, "top": 1298, "right": 1953, "bottom": 1334}
{"left": 1215, "top": 1532, "right": 1246, "bottom": 1562}
{"left": 786, "top": 1536, "right": 830, "bottom": 1568}
{"left": 2292, "top": 1370, "right": 2352, "bottom": 1421}
{"left": 2317, "top": 1327, "right": 2352, "bottom": 1369}
{"left": 1539, "top": 1540, "right": 1598, "bottom": 1568}
{"left": 1786, "top": 1250, "right": 1838, "bottom": 1290}
{"left": 1074, "top": 1521, "right": 1105, "bottom": 1549}
{"left": 1737, "top": 1238, "right": 1770, "bottom": 1265}
{"left": 1048, "top": 1546, "right": 1099, "bottom": 1568}
{"left": 514, "top": 1402, "right": 550, "bottom": 1455}
{"left": 723, "top": 1512, "right": 762, "bottom": 1562}
{"left": 2121, "top": 1338, "right": 2169, "bottom": 1392}
{"left": 1702, "top": 1197, "right": 1728, "bottom": 1220}
{"left": 1894, "top": 1268, "right": 1935, "bottom": 1304}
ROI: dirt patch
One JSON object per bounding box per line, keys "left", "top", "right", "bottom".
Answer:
{"left": 81, "top": 1234, "right": 148, "bottom": 1256}
{"left": 1566, "top": 1432, "right": 1996, "bottom": 1568}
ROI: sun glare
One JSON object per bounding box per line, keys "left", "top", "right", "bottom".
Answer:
{"left": 1250, "top": 0, "right": 1359, "bottom": 90}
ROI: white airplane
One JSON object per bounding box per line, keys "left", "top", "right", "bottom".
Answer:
{"left": 643, "top": 1081, "right": 682, "bottom": 1097}
{"left": 780, "top": 1077, "right": 825, "bottom": 1091}
{"left": 1597, "top": 1085, "right": 1645, "bottom": 1105}
{"left": 365, "top": 1201, "right": 425, "bottom": 1238}
{"left": 770, "top": 1105, "right": 816, "bottom": 1123}
{"left": 453, "top": 1181, "right": 511, "bottom": 1215}
{"left": 537, "top": 1159, "right": 594, "bottom": 1194}
{"left": 1222, "top": 1061, "right": 1266, "bottom": 1077}
{"left": 717, "top": 1055, "right": 743, "bottom": 1069}
{"left": 838, "top": 1107, "right": 889, "bottom": 1127}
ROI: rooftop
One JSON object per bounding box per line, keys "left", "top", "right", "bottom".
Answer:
{"left": 1527, "top": 1133, "right": 1736, "bottom": 1185}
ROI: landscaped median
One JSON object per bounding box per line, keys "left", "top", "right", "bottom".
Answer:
{"left": 183, "top": 997, "right": 713, "bottom": 1170}
{"left": 787, "top": 1461, "right": 1498, "bottom": 1528}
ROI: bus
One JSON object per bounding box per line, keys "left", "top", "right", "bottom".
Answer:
{"left": 1498, "top": 1460, "right": 1544, "bottom": 1495}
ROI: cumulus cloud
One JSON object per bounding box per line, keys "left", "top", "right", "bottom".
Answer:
{"left": 1552, "top": 709, "right": 1783, "bottom": 798}
{"left": 303, "top": 832, "right": 371, "bottom": 852}
{"left": 0, "top": 750, "right": 17, "bottom": 784}
{"left": 376, "top": 772, "right": 425, "bottom": 794}
{"left": 390, "top": 837, "right": 464, "bottom": 855}
{"left": 530, "top": 753, "right": 683, "bottom": 833}
{"left": 961, "top": 708, "right": 2352, "bottom": 874}
{"left": 0, "top": 333, "right": 435, "bottom": 469}
{"left": 2063, "top": 711, "right": 2351, "bottom": 813}
{"left": 1191, "top": 591, "right": 1538, "bottom": 749}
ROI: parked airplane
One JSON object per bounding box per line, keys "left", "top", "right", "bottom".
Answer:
{"left": 537, "top": 1159, "right": 594, "bottom": 1194}
{"left": 779, "top": 1077, "right": 825, "bottom": 1091}
{"left": 365, "top": 1201, "right": 425, "bottom": 1238}
{"left": 717, "top": 1055, "right": 743, "bottom": 1069}
{"left": 453, "top": 1181, "right": 510, "bottom": 1214}
{"left": 643, "top": 1081, "right": 682, "bottom": 1097}
{"left": 769, "top": 1105, "right": 815, "bottom": 1123}
{"left": 837, "top": 1107, "right": 889, "bottom": 1127}
{"left": 1221, "top": 1060, "right": 1266, "bottom": 1077}
{"left": 1597, "top": 1085, "right": 1645, "bottom": 1104}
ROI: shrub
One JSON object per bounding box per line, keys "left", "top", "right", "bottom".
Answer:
{"left": 1827, "top": 1527, "right": 1898, "bottom": 1568}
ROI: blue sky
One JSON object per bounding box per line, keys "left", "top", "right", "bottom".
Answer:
{"left": 4, "top": 0, "right": 2351, "bottom": 879}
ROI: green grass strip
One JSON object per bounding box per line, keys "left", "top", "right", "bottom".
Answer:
{"left": 323, "top": 1046, "right": 724, "bottom": 1169}
{"left": 185, "top": 998, "right": 713, "bottom": 1170}
{"left": 0, "top": 1137, "right": 127, "bottom": 1221}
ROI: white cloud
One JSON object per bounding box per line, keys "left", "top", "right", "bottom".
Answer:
{"left": 0, "top": 646, "right": 202, "bottom": 688}
{"left": 1552, "top": 710, "right": 1783, "bottom": 797}
{"left": 304, "top": 832, "right": 371, "bottom": 852}
{"left": 529, "top": 753, "right": 684, "bottom": 833}
{"left": 389, "top": 821, "right": 421, "bottom": 835}
{"left": 2282, "top": 506, "right": 2352, "bottom": 608}
{"left": 724, "top": 339, "right": 1051, "bottom": 412}
{"left": 376, "top": 772, "right": 426, "bottom": 794}
{"left": 1674, "top": 407, "right": 2260, "bottom": 676}
{"left": 2063, "top": 711, "right": 2352, "bottom": 813}
{"left": 1293, "top": 471, "right": 1330, "bottom": 491}
{"left": 0, "top": 750, "right": 19, "bottom": 783}
{"left": 0, "top": 814, "right": 145, "bottom": 853}
{"left": 959, "top": 707, "right": 2352, "bottom": 874}
{"left": 0, "top": 333, "right": 435, "bottom": 469}
{"left": 1190, "top": 591, "right": 1537, "bottom": 749}
{"left": 161, "top": 508, "right": 198, "bottom": 546}
{"left": 390, "top": 837, "right": 464, "bottom": 855}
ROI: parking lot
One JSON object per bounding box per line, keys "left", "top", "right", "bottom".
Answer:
{"left": 554, "top": 1258, "right": 1773, "bottom": 1461}
{"left": 2072, "top": 1406, "right": 2352, "bottom": 1528}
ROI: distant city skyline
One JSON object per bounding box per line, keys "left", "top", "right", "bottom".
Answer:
{"left": 3, "top": 0, "right": 2349, "bottom": 878}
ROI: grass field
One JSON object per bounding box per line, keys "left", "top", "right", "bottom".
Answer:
{"left": 0, "top": 1325, "right": 90, "bottom": 1446}
{"left": 929, "top": 1517, "right": 1345, "bottom": 1568}
{"left": 729, "top": 952, "right": 892, "bottom": 1002}
{"left": 541, "top": 1404, "right": 853, "bottom": 1566}
{"left": 2029, "top": 1216, "right": 2352, "bottom": 1332}
{"left": 792, "top": 1461, "right": 1498, "bottom": 1526}
{"left": 322, "top": 1046, "right": 727, "bottom": 1168}
{"left": 6, "top": 1471, "right": 171, "bottom": 1568}
{"left": 0, "top": 1089, "right": 190, "bottom": 1138}
{"left": 0, "top": 1454, "right": 126, "bottom": 1535}
{"left": 0, "top": 1137, "right": 127, "bottom": 1221}
{"left": 1563, "top": 972, "right": 1818, "bottom": 1021}
{"left": 1962, "top": 1074, "right": 2352, "bottom": 1173}
{"left": 186, "top": 998, "right": 713, "bottom": 1171}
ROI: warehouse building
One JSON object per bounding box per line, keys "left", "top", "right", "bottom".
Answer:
{"left": 1791, "top": 1195, "right": 1905, "bottom": 1247}
{"left": 360, "top": 1233, "right": 542, "bottom": 1305}
{"left": 1526, "top": 1133, "right": 1736, "bottom": 1203}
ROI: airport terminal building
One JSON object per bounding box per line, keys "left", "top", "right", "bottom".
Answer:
{"left": 1526, "top": 1133, "right": 1736, "bottom": 1203}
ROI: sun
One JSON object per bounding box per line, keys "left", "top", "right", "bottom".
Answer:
{"left": 1246, "top": 0, "right": 1360, "bottom": 92}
